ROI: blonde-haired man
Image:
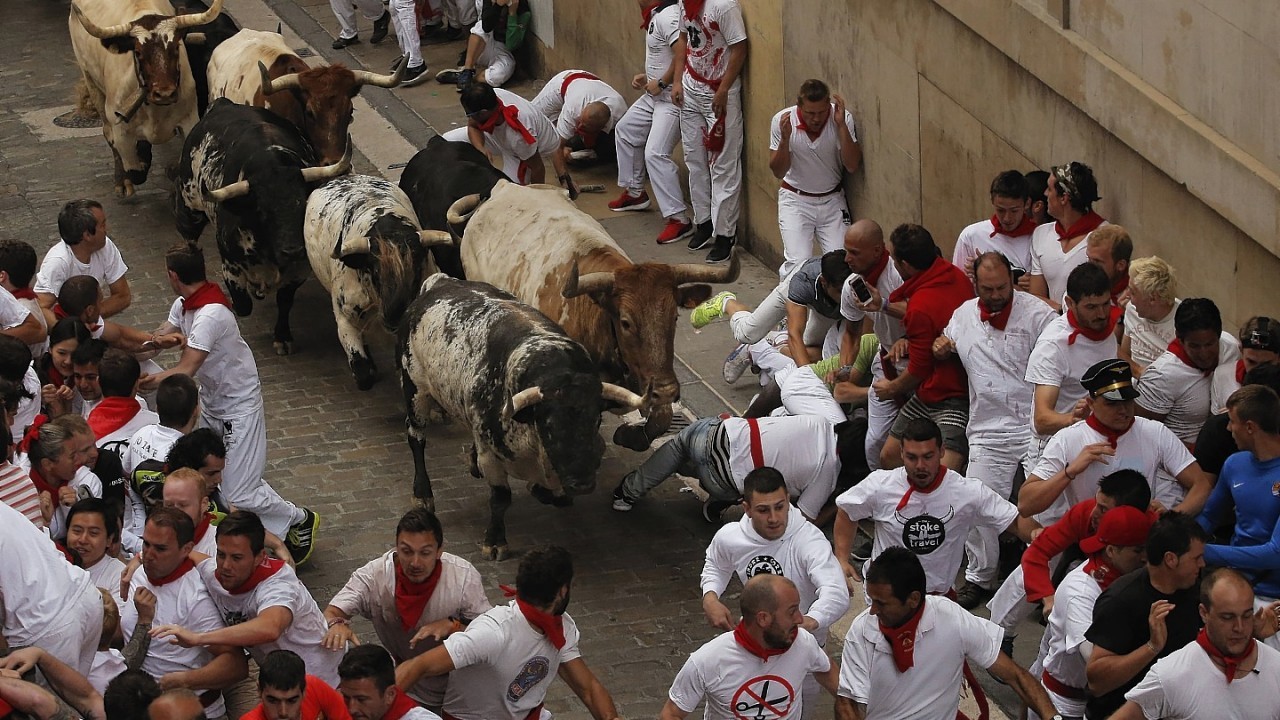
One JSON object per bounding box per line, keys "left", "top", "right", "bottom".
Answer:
{"left": 1120, "top": 256, "right": 1180, "bottom": 376}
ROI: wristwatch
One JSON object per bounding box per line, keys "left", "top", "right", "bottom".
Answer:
{"left": 657, "top": 80, "right": 670, "bottom": 90}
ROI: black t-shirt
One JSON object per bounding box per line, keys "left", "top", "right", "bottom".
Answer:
{"left": 1195, "top": 413, "right": 1237, "bottom": 476}
{"left": 1083, "top": 567, "right": 1202, "bottom": 720}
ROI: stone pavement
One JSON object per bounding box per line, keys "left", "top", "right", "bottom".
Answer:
{"left": 0, "top": 1, "right": 1023, "bottom": 717}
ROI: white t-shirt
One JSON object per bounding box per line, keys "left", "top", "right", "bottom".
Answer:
{"left": 943, "top": 292, "right": 1057, "bottom": 444}
{"left": 0, "top": 501, "right": 99, "bottom": 647}
{"left": 121, "top": 423, "right": 184, "bottom": 542}
{"left": 48, "top": 466, "right": 103, "bottom": 541}
{"left": 1028, "top": 222, "right": 1100, "bottom": 305}
{"left": 668, "top": 627, "right": 830, "bottom": 719}
{"left": 1040, "top": 562, "right": 1106, "bottom": 717}
{"left": 167, "top": 295, "right": 262, "bottom": 418}
{"left": 700, "top": 505, "right": 848, "bottom": 643}
{"left": 1124, "top": 299, "right": 1181, "bottom": 371}
{"left": 678, "top": 0, "right": 747, "bottom": 89}
{"left": 92, "top": 401, "right": 161, "bottom": 452}
{"left": 1136, "top": 332, "right": 1240, "bottom": 443}
{"left": 840, "top": 263, "right": 907, "bottom": 377}
{"left": 441, "top": 601, "right": 581, "bottom": 720}
{"left": 530, "top": 70, "right": 629, "bottom": 140}
{"left": 769, "top": 106, "right": 858, "bottom": 195}
{"left": 33, "top": 238, "right": 129, "bottom": 297}
{"left": 952, "top": 218, "right": 1034, "bottom": 278}
{"left": 721, "top": 416, "right": 840, "bottom": 519}
{"left": 645, "top": 3, "right": 681, "bottom": 82}
{"left": 328, "top": 550, "right": 492, "bottom": 705}
{"left": 13, "top": 364, "right": 40, "bottom": 443}
{"left": 196, "top": 557, "right": 342, "bottom": 685}
{"left": 13, "top": 292, "right": 47, "bottom": 359}
{"left": 122, "top": 564, "right": 228, "bottom": 717}
{"left": 85, "top": 554, "right": 126, "bottom": 593}
{"left": 1024, "top": 313, "right": 1119, "bottom": 441}
{"left": 1210, "top": 360, "right": 1243, "bottom": 416}
{"left": 835, "top": 468, "right": 1019, "bottom": 594}
{"left": 1124, "top": 638, "right": 1280, "bottom": 720}
{"left": 839, "top": 596, "right": 1002, "bottom": 720}
{"left": 0, "top": 285, "right": 32, "bottom": 334}
{"left": 1030, "top": 417, "right": 1194, "bottom": 523}
{"left": 486, "top": 88, "right": 563, "bottom": 163}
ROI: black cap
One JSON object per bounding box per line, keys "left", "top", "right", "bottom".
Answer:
{"left": 1081, "top": 359, "right": 1140, "bottom": 401}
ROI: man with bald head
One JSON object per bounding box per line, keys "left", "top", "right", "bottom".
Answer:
{"left": 531, "top": 69, "right": 628, "bottom": 166}
{"left": 661, "top": 574, "right": 838, "bottom": 720}
{"left": 148, "top": 689, "right": 206, "bottom": 720}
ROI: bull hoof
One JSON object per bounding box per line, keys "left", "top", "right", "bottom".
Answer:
{"left": 613, "top": 423, "right": 654, "bottom": 452}
{"left": 529, "top": 485, "right": 573, "bottom": 507}
{"left": 273, "top": 340, "right": 293, "bottom": 356}
{"left": 481, "top": 542, "right": 510, "bottom": 561}
{"left": 412, "top": 496, "right": 436, "bottom": 512}
{"left": 115, "top": 180, "right": 135, "bottom": 199}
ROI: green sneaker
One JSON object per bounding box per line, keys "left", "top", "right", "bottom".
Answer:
{"left": 284, "top": 508, "right": 320, "bottom": 566}
{"left": 691, "top": 291, "right": 735, "bottom": 329}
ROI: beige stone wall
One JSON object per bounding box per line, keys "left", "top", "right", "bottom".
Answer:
{"left": 533, "top": 0, "right": 1280, "bottom": 326}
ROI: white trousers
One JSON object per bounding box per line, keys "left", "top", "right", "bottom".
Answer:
{"left": 680, "top": 78, "right": 742, "bottom": 236}
{"left": 470, "top": 32, "right": 515, "bottom": 87}
{"left": 421, "top": 0, "right": 475, "bottom": 26}
{"left": 388, "top": 0, "right": 423, "bottom": 68}
{"left": 776, "top": 189, "right": 849, "bottom": 280}
{"left": 865, "top": 354, "right": 902, "bottom": 471}
{"left": 331, "top": 0, "right": 385, "bottom": 39}
{"left": 615, "top": 91, "right": 687, "bottom": 219}
{"left": 964, "top": 440, "right": 1026, "bottom": 588}
{"left": 201, "top": 407, "right": 302, "bottom": 537}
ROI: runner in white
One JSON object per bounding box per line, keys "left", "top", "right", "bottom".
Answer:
{"left": 324, "top": 509, "right": 492, "bottom": 707}
{"left": 836, "top": 548, "right": 1060, "bottom": 720}
{"left": 1027, "top": 162, "right": 1107, "bottom": 311}
{"left": 23, "top": 413, "right": 102, "bottom": 542}
{"left": 163, "top": 469, "right": 221, "bottom": 557}
{"left": 0, "top": 238, "right": 49, "bottom": 359}
{"left": 673, "top": 0, "right": 748, "bottom": 264}
{"left": 394, "top": 546, "right": 622, "bottom": 720}
{"left": 935, "top": 252, "right": 1057, "bottom": 608}
{"left": 663, "top": 575, "right": 837, "bottom": 720}
{"left": 1110, "top": 569, "right": 1280, "bottom": 720}
{"left": 768, "top": 78, "right": 859, "bottom": 280}
{"left": 151, "top": 511, "right": 343, "bottom": 686}
{"left": 531, "top": 69, "right": 628, "bottom": 163}
{"left": 66, "top": 497, "right": 126, "bottom": 592}
{"left": 611, "top": 0, "right": 692, "bottom": 245}
{"left": 1211, "top": 316, "right": 1280, "bottom": 415}
{"left": 833, "top": 417, "right": 1038, "bottom": 595}
{"left": 89, "top": 350, "right": 159, "bottom": 453}
{"left": 122, "top": 507, "right": 246, "bottom": 718}
{"left": 35, "top": 199, "right": 131, "bottom": 327}
{"left": 434, "top": 0, "right": 518, "bottom": 89}
{"left": 1119, "top": 256, "right": 1180, "bottom": 377}
{"left": 441, "top": 85, "right": 574, "bottom": 194}
{"left": 951, "top": 171, "right": 1038, "bottom": 284}
{"left": 123, "top": 374, "right": 200, "bottom": 543}
{"left": 338, "top": 645, "right": 443, "bottom": 720}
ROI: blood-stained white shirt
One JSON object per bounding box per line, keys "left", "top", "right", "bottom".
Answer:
{"left": 1125, "top": 638, "right": 1280, "bottom": 720}
{"left": 678, "top": 0, "right": 747, "bottom": 89}
{"left": 835, "top": 468, "right": 1019, "bottom": 594}
{"left": 668, "top": 627, "right": 829, "bottom": 719}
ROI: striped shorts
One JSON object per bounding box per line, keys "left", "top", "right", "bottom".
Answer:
{"left": 889, "top": 394, "right": 969, "bottom": 455}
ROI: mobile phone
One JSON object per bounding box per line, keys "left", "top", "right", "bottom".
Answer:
{"left": 1012, "top": 268, "right": 1027, "bottom": 283}
{"left": 851, "top": 276, "right": 873, "bottom": 303}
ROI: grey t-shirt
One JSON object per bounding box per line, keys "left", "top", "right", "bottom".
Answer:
{"left": 787, "top": 257, "right": 842, "bottom": 320}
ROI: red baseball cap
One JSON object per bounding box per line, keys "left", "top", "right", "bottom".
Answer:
{"left": 1080, "top": 505, "right": 1152, "bottom": 554}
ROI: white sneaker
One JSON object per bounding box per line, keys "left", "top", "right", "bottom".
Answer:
{"left": 723, "top": 344, "right": 752, "bottom": 384}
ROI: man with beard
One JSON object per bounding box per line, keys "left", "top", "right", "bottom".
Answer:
{"left": 323, "top": 509, "right": 490, "bottom": 708}
{"left": 699, "top": 468, "right": 847, "bottom": 719}
{"left": 393, "top": 546, "right": 620, "bottom": 720}
{"left": 951, "top": 171, "right": 1038, "bottom": 285}
{"left": 662, "top": 574, "right": 837, "bottom": 719}
{"left": 1084, "top": 225, "right": 1133, "bottom": 308}
{"left": 1109, "top": 569, "right": 1280, "bottom": 720}
{"left": 833, "top": 417, "right": 1040, "bottom": 595}
{"left": 933, "top": 251, "right": 1057, "bottom": 608}
{"left": 836, "top": 548, "right": 1059, "bottom": 720}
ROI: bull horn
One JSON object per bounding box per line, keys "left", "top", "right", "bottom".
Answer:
{"left": 417, "top": 230, "right": 454, "bottom": 246}
{"left": 183, "top": 32, "right": 206, "bottom": 45}
{"left": 353, "top": 58, "right": 407, "bottom": 89}
{"left": 669, "top": 250, "right": 741, "bottom": 285}
{"left": 173, "top": 0, "right": 224, "bottom": 30}
{"left": 506, "top": 387, "right": 543, "bottom": 418}
{"left": 445, "top": 194, "right": 483, "bottom": 226}
{"left": 207, "top": 179, "right": 250, "bottom": 203}
{"left": 601, "top": 383, "right": 644, "bottom": 409}
{"left": 72, "top": 3, "right": 132, "bottom": 39}
{"left": 561, "top": 259, "right": 615, "bottom": 298}
{"left": 300, "top": 143, "right": 352, "bottom": 183}
{"left": 258, "top": 61, "right": 301, "bottom": 95}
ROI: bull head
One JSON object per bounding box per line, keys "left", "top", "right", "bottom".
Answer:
{"left": 560, "top": 252, "right": 741, "bottom": 300}
{"left": 445, "top": 193, "right": 485, "bottom": 229}
{"left": 205, "top": 143, "right": 350, "bottom": 203}
{"left": 72, "top": 0, "right": 223, "bottom": 39}
{"left": 333, "top": 229, "right": 453, "bottom": 261}
{"left": 256, "top": 59, "right": 406, "bottom": 97}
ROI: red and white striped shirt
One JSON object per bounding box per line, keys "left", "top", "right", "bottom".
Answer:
{"left": 0, "top": 461, "right": 43, "bottom": 528}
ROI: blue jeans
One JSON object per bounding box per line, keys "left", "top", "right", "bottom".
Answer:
{"left": 619, "top": 417, "right": 738, "bottom": 502}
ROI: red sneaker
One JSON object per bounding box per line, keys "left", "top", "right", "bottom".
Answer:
{"left": 608, "top": 190, "right": 651, "bottom": 212}
{"left": 656, "top": 218, "right": 694, "bottom": 244}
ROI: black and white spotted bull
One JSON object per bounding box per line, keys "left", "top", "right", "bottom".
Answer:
{"left": 304, "top": 175, "right": 454, "bottom": 390}
{"left": 397, "top": 274, "right": 644, "bottom": 559}
{"left": 174, "top": 98, "right": 349, "bottom": 354}
{"left": 448, "top": 180, "right": 739, "bottom": 451}
{"left": 69, "top": 0, "right": 224, "bottom": 197}
{"left": 397, "top": 135, "right": 508, "bottom": 278}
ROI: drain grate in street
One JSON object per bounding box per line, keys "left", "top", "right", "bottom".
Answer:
{"left": 295, "top": 47, "right": 315, "bottom": 58}
{"left": 53, "top": 110, "right": 101, "bottom": 129}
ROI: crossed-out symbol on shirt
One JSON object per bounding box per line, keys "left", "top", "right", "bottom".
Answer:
{"left": 731, "top": 675, "right": 795, "bottom": 719}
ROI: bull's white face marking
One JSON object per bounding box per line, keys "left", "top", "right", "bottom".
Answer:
{"left": 206, "top": 30, "right": 293, "bottom": 104}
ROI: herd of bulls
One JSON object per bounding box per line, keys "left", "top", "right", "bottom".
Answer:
{"left": 67, "top": 0, "right": 741, "bottom": 557}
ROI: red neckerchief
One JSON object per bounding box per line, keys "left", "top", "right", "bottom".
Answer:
{"left": 193, "top": 512, "right": 214, "bottom": 546}
{"left": 990, "top": 214, "right": 1037, "bottom": 239}
{"left": 11, "top": 288, "right": 35, "bottom": 301}
{"left": 382, "top": 688, "right": 423, "bottom": 720}
{"left": 980, "top": 299, "right": 1013, "bottom": 331}
{"left": 887, "top": 257, "right": 948, "bottom": 304}
{"left": 1082, "top": 556, "right": 1122, "bottom": 591}
{"left": 183, "top": 282, "right": 232, "bottom": 313}
{"left": 229, "top": 557, "right": 286, "bottom": 595}
{"left": 27, "top": 465, "right": 61, "bottom": 498}
{"left": 19, "top": 414, "right": 48, "bottom": 454}
{"left": 394, "top": 559, "right": 443, "bottom": 631}
{"left": 879, "top": 598, "right": 926, "bottom": 672}
{"left": 475, "top": 101, "right": 536, "bottom": 144}
{"left": 51, "top": 305, "right": 101, "bottom": 332}
{"left": 515, "top": 597, "right": 566, "bottom": 650}
{"left": 87, "top": 396, "right": 142, "bottom": 440}
{"left": 862, "top": 250, "right": 890, "bottom": 287}
{"left": 640, "top": 0, "right": 660, "bottom": 26}
{"left": 793, "top": 107, "right": 825, "bottom": 141}
{"left": 1054, "top": 211, "right": 1105, "bottom": 242}
{"left": 146, "top": 557, "right": 196, "bottom": 587}
{"left": 683, "top": 0, "right": 705, "bottom": 19}
{"left": 1111, "top": 273, "right": 1130, "bottom": 306}
{"left": 1066, "top": 305, "right": 1121, "bottom": 345}
{"left": 1167, "top": 338, "right": 1213, "bottom": 377}
{"left": 1236, "top": 359, "right": 1246, "bottom": 384}
{"left": 897, "top": 466, "right": 947, "bottom": 511}
{"left": 1085, "top": 413, "right": 1133, "bottom": 449}
{"left": 1196, "top": 628, "right": 1255, "bottom": 684}
{"left": 732, "top": 619, "right": 788, "bottom": 661}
